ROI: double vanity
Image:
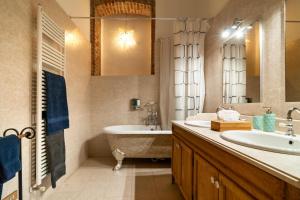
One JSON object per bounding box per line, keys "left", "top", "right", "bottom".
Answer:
{"left": 171, "top": 121, "right": 300, "bottom": 200}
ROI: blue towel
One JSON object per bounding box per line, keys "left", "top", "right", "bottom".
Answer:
{"left": 44, "top": 71, "right": 69, "bottom": 135}
{"left": 46, "top": 130, "right": 66, "bottom": 188}
{"left": 0, "top": 135, "right": 21, "bottom": 198}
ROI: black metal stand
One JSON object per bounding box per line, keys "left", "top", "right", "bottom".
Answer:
{"left": 3, "top": 127, "right": 35, "bottom": 200}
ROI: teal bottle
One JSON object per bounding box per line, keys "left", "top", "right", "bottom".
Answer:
{"left": 263, "top": 107, "right": 276, "bottom": 132}
{"left": 253, "top": 116, "right": 264, "bottom": 130}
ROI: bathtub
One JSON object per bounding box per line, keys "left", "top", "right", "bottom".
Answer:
{"left": 103, "top": 125, "right": 172, "bottom": 170}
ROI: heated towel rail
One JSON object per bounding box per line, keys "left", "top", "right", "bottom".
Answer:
{"left": 32, "top": 5, "right": 65, "bottom": 189}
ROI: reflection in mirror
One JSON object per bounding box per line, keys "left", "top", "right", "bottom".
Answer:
{"left": 222, "top": 21, "right": 261, "bottom": 104}
{"left": 285, "top": 0, "right": 300, "bottom": 102}
{"left": 101, "top": 16, "right": 152, "bottom": 76}
{"left": 90, "top": 0, "right": 155, "bottom": 76}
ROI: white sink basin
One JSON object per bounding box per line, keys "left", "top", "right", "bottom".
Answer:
{"left": 184, "top": 120, "right": 211, "bottom": 128}
{"left": 221, "top": 130, "right": 300, "bottom": 155}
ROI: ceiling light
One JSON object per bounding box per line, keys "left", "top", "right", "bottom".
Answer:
{"left": 247, "top": 25, "right": 253, "bottom": 29}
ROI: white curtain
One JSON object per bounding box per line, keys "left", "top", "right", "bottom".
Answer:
{"left": 223, "top": 44, "right": 247, "bottom": 104}
{"left": 159, "top": 37, "right": 174, "bottom": 130}
{"left": 173, "top": 19, "right": 207, "bottom": 120}
{"left": 159, "top": 19, "right": 208, "bottom": 129}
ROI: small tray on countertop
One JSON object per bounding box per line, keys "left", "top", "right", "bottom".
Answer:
{"left": 211, "top": 120, "right": 252, "bottom": 132}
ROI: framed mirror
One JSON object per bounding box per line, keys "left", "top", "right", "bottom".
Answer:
{"left": 222, "top": 20, "right": 262, "bottom": 104}
{"left": 90, "top": 0, "right": 155, "bottom": 76}
{"left": 285, "top": 0, "right": 300, "bottom": 102}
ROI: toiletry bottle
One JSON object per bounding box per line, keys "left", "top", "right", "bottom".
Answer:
{"left": 263, "top": 107, "right": 276, "bottom": 132}
{"left": 253, "top": 115, "right": 264, "bottom": 130}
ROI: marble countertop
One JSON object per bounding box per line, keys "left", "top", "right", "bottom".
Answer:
{"left": 172, "top": 121, "right": 300, "bottom": 189}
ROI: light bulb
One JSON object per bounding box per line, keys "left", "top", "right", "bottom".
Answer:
{"left": 221, "top": 29, "right": 231, "bottom": 39}
{"left": 118, "top": 30, "right": 136, "bottom": 49}
{"left": 235, "top": 29, "right": 244, "bottom": 39}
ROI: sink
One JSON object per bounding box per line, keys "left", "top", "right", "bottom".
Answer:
{"left": 184, "top": 120, "right": 211, "bottom": 128}
{"left": 221, "top": 130, "right": 300, "bottom": 155}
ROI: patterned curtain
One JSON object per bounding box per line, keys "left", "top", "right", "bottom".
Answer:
{"left": 222, "top": 44, "right": 247, "bottom": 104}
{"left": 173, "top": 19, "right": 208, "bottom": 120}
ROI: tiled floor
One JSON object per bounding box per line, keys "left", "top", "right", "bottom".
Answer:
{"left": 46, "top": 157, "right": 183, "bottom": 200}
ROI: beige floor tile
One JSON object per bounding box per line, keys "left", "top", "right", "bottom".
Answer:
{"left": 46, "top": 158, "right": 182, "bottom": 200}
{"left": 153, "top": 175, "right": 183, "bottom": 200}
{"left": 46, "top": 191, "right": 79, "bottom": 200}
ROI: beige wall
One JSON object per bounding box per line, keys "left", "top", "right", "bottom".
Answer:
{"left": 56, "top": 0, "right": 90, "bottom": 41}
{"left": 204, "top": 0, "right": 300, "bottom": 131}
{"left": 0, "top": 0, "right": 91, "bottom": 199}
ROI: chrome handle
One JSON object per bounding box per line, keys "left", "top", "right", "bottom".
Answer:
{"left": 215, "top": 181, "right": 220, "bottom": 189}
{"left": 210, "top": 176, "right": 215, "bottom": 184}
{"left": 279, "top": 122, "right": 293, "bottom": 128}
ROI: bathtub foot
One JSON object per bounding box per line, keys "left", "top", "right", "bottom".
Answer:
{"left": 112, "top": 149, "right": 125, "bottom": 171}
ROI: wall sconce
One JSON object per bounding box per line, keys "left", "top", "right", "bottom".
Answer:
{"left": 221, "top": 19, "right": 252, "bottom": 40}
{"left": 65, "top": 31, "right": 80, "bottom": 46}
{"left": 221, "top": 29, "right": 231, "bottom": 38}
{"left": 235, "top": 28, "right": 245, "bottom": 39}
{"left": 117, "top": 29, "right": 136, "bottom": 49}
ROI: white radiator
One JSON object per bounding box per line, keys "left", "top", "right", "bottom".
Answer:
{"left": 34, "top": 5, "right": 65, "bottom": 187}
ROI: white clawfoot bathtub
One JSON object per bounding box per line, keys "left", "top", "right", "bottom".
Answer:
{"left": 103, "top": 125, "right": 172, "bottom": 170}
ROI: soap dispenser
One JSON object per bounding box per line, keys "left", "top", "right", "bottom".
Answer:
{"left": 263, "top": 107, "right": 276, "bottom": 132}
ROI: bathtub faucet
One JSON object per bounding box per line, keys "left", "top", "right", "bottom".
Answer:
{"left": 145, "top": 111, "right": 159, "bottom": 130}
{"left": 143, "top": 102, "right": 159, "bottom": 130}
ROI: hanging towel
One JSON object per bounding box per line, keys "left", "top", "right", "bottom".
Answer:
{"left": 0, "top": 135, "right": 21, "bottom": 198}
{"left": 46, "top": 130, "right": 66, "bottom": 188}
{"left": 44, "top": 71, "right": 69, "bottom": 135}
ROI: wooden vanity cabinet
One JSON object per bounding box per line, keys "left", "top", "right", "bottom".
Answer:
{"left": 219, "top": 174, "right": 254, "bottom": 200}
{"left": 172, "top": 125, "right": 300, "bottom": 200}
{"left": 194, "top": 154, "right": 219, "bottom": 200}
{"left": 172, "top": 137, "right": 193, "bottom": 200}
{"left": 193, "top": 153, "right": 254, "bottom": 200}
{"left": 172, "top": 137, "right": 182, "bottom": 185}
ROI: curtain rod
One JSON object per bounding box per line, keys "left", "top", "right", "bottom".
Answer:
{"left": 286, "top": 20, "right": 300, "bottom": 23}
{"left": 69, "top": 16, "right": 209, "bottom": 21}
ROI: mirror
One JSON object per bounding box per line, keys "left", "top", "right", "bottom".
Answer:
{"left": 90, "top": 0, "right": 155, "bottom": 76}
{"left": 222, "top": 21, "right": 261, "bottom": 104}
{"left": 285, "top": 0, "right": 300, "bottom": 102}
{"left": 101, "top": 16, "right": 152, "bottom": 76}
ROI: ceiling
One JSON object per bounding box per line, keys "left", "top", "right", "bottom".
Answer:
{"left": 56, "top": 0, "right": 230, "bottom": 41}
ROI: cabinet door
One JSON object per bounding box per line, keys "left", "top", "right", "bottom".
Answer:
{"left": 172, "top": 136, "right": 182, "bottom": 185}
{"left": 219, "top": 174, "right": 255, "bottom": 200}
{"left": 194, "top": 154, "right": 219, "bottom": 200}
{"left": 181, "top": 142, "right": 193, "bottom": 200}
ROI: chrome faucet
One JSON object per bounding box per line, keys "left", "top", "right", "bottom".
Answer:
{"left": 285, "top": 107, "right": 300, "bottom": 137}
{"left": 143, "top": 102, "right": 159, "bottom": 130}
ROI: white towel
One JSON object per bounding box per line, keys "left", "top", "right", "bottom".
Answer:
{"left": 217, "top": 110, "right": 240, "bottom": 121}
